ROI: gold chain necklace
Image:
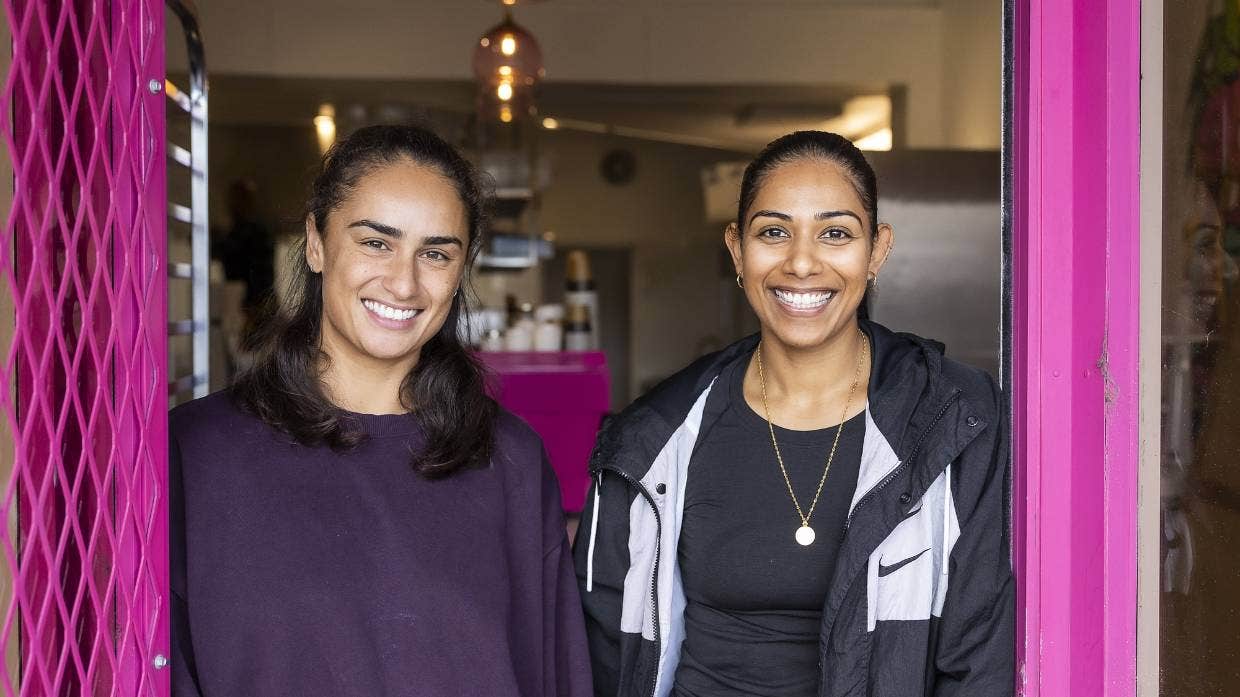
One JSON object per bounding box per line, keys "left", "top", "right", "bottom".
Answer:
{"left": 756, "top": 330, "right": 868, "bottom": 546}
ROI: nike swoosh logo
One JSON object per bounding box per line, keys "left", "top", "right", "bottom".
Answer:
{"left": 901, "top": 504, "right": 922, "bottom": 522}
{"left": 878, "top": 548, "right": 930, "bottom": 577}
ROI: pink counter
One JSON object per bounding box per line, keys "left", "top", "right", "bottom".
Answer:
{"left": 480, "top": 351, "right": 610, "bottom": 513}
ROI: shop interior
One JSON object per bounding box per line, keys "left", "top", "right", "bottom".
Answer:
{"left": 165, "top": 0, "right": 1002, "bottom": 518}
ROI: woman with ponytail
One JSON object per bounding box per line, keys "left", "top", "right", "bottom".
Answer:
{"left": 575, "top": 131, "right": 1012, "bottom": 697}
{"left": 170, "top": 124, "right": 591, "bottom": 696}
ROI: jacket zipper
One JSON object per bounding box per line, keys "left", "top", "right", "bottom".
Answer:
{"left": 593, "top": 464, "right": 662, "bottom": 697}
{"left": 843, "top": 389, "right": 961, "bottom": 532}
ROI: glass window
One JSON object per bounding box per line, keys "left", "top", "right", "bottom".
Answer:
{"left": 1161, "top": 1, "right": 1240, "bottom": 692}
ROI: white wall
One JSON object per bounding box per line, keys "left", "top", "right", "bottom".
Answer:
{"left": 941, "top": 0, "right": 1003, "bottom": 149}
{"left": 185, "top": 0, "right": 1001, "bottom": 149}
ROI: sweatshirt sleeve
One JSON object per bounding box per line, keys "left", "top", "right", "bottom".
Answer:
{"left": 169, "top": 430, "right": 205, "bottom": 697}
{"left": 932, "top": 377, "right": 1015, "bottom": 696}
{"left": 540, "top": 450, "right": 595, "bottom": 697}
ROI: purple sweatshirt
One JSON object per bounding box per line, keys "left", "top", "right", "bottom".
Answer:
{"left": 170, "top": 392, "right": 593, "bottom": 696}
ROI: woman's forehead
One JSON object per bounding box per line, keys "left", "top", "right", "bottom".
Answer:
{"left": 750, "top": 160, "right": 867, "bottom": 217}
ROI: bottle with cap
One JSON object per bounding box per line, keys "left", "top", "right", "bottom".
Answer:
{"left": 563, "top": 303, "right": 593, "bottom": 352}
{"left": 534, "top": 304, "right": 565, "bottom": 352}
{"left": 564, "top": 250, "right": 600, "bottom": 350}
{"left": 504, "top": 302, "right": 537, "bottom": 351}
{"left": 480, "top": 328, "right": 504, "bottom": 352}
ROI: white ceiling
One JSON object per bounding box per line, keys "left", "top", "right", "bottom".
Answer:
{"left": 172, "top": 0, "right": 998, "bottom": 149}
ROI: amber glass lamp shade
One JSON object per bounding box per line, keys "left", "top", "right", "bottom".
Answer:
{"left": 472, "top": 13, "right": 545, "bottom": 93}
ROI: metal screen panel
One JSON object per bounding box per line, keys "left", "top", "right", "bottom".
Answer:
{"left": 0, "top": 0, "right": 169, "bottom": 694}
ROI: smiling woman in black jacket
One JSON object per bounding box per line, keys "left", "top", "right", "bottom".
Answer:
{"left": 573, "top": 131, "right": 1013, "bottom": 697}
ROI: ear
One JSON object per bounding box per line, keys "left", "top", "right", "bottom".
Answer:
{"left": 724, "top": 222, "right": 744, "bottom": 276}
{"left": 868, "top": 223, "right": 895, "bottom": 279}
{"left": 305, "top": 215, "right": 325, "bottom": 274}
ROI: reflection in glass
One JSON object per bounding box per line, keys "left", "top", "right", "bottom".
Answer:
{"left": 1162, "top": 1, "right": 1240, "bottom": 692}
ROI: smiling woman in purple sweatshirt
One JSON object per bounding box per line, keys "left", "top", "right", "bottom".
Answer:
{"left": 170, "top": 125, "right": 592, "bottom": 696}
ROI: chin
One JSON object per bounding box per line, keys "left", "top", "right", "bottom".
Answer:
{"left": 357, "top": 335, "right": 422, "bottom": 363}
{"left": 764, "top": 324, "right": 832, "bottom": 350}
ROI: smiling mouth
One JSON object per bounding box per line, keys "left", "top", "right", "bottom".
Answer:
{"left": 772, "top": 288, "right": 836, "bottom": 310}
{"left": 362, "top": 299, "right": 421, "bottom": 321}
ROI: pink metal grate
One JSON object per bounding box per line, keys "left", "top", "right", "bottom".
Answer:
{"left": 0, "top": 0, "right": 167, "bottom": 695}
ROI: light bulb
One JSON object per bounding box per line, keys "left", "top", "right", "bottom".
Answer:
{"left": 314, "top": 109, "right": 336, "bottom": 154}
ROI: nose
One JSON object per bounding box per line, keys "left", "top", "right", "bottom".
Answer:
{"left": 783, "top": 234, "right": 821, "bottom": 278}
{"left": 381, "top": 253, "right": 420, "bottom": 300}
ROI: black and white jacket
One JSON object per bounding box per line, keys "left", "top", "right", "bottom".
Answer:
{"left": 572, "top": 320, "right": 1014, "bottom": 697}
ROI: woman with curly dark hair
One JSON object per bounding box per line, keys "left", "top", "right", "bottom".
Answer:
{"left": 170, "top": 124, "right": 591, "bottom": 696}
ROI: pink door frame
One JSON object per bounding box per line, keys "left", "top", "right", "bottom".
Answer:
{"left": 1012, "top": 0, "right": 1141, "bottom": 695}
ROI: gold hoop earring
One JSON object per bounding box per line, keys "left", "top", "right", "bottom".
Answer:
{"left": 736, "top": 274, "right": 744, "bottom": 289}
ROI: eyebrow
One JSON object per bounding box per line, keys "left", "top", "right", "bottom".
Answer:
{"left": 747, "top": 209, "right": 864, "bottom": 226}
{"left": 815, "top": 210, "right": 864, "bottom": 225}
{"left": 422, "top": 235, "right": 463, "bottom": 248}
{"left": 348, "top": 219, "right": 403, "bottom": 238}
{"left": 348, "top": 220, "right": 463, "bottom": 247}
{"left": 748, "top": 210, "right": 792, "bottom": 225}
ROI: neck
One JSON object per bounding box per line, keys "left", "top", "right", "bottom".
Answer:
{"left": 759, "top": 324, "right": 867, "bottom": 397}
{"left": 747, "top": 322, "right": 870, "bottom": 429}
{"left": 317, "top": 331, "right": 419, "bottom": 415}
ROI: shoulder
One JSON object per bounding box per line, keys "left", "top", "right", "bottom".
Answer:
{"left": 940, "top": 355, "right": 1001, "bottom": 419}
{"left": 489, "top": 408, "right": 565, "bottom": 507}
{"left": 169, "top": 390, "right": 240, "bottom": 431}
{"left": 169, "top": 390, "right": 274, "bottom": 449}
{"left": 865, "top": 320, "right": 999, "bottom": 420}
{"left": 491, "top": 407, "right": 547, "bottom": 468}
{"left": 609, "top": 334, "right": 759, "bottom": 432}
{"left": 491, "top": 404, "right": 540, "bottom": 453}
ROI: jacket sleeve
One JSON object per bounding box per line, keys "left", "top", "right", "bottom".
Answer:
{"left": 933, "top": 378, "right": 1015, "bottom": 697}
{"left": 540, "top": 450, "right": 595, "bottom": 697}
{"left": 169, "top": 431, "right": 205, "bottom": 697}
{"left": 572, "top": 467, "right": 633, "bottom": 697}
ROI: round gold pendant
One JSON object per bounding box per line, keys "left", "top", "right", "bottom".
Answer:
{"left": 795, "top": 525, "right": 816, "bottom": 546}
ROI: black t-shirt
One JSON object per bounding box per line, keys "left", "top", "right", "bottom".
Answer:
{"left": 673, "top": 352, "right": 865, "bottom": 697}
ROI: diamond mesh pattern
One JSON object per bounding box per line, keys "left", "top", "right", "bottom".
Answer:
{"left": 0, "top": 0, "right": 168, "bottom": 694}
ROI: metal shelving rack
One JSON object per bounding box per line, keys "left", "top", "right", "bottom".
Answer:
{"left": 166, "top": 0, "right": 209, "bottom": 401}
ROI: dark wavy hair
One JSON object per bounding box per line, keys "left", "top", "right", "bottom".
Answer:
{"left": 232, "top": 124, "right": 497, "bottom": 478}
{"left": 735, "top": 130, "right": 880, "bottom": 316}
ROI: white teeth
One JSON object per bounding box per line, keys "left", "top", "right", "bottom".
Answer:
{"left": 773, "top": 289, "right": 835, "bottom": 309}
{"left": 363, "top": 299, "right": 418, "bottom": 321}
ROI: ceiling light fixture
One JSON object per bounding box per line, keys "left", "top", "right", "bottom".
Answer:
{"left": 314, "top": 104, "right": 336, "bottom": 154}
{"left": 473, "top": 9, "right": 544, "bottom": 123}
